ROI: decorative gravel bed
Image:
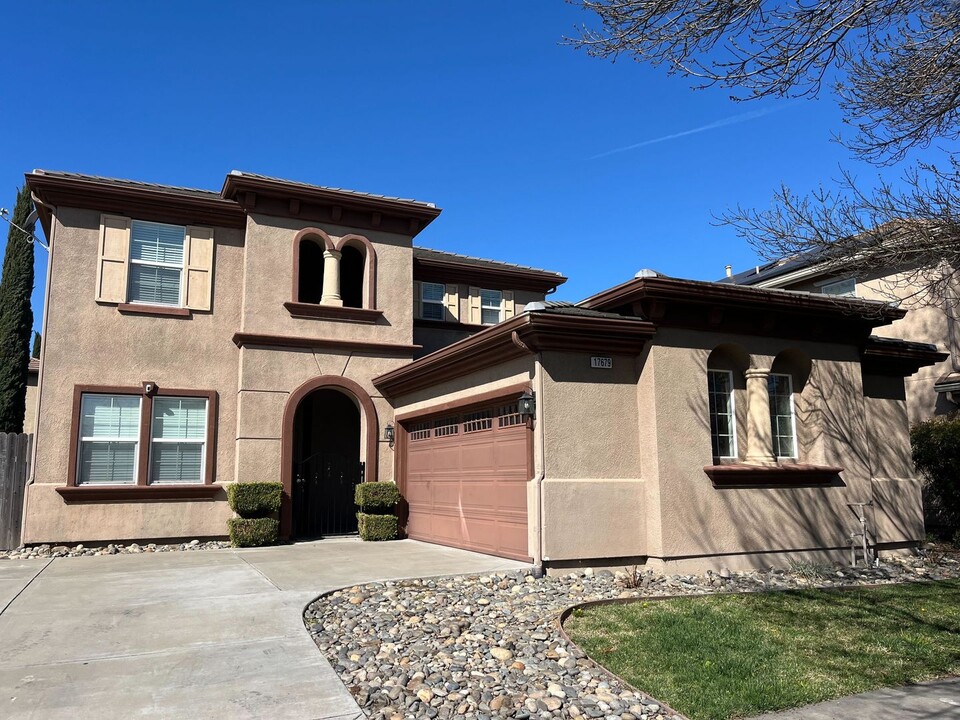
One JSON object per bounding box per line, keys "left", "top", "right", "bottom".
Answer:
{"left": 305, "top": 550, "right": 960, "bottom": 720}
{"left": 0, "top": 539, "right": 230, "bottom": 559}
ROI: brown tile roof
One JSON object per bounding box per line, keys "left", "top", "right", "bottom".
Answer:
{"left": 30, "top": 170, "right": 223, "bottom": 199}
{"left": 413, "top": 247, "right": 564, "bottom": 279}
{"left": 225, "top": 171, "right": 438, "bottom": 209}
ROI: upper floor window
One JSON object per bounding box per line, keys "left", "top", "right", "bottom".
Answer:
{"left": 421, "top": 282, "right": 446, "bottom": 321}
{"left": 290, "top": 228, "right": 377, "bottom": 312}
{"left": 128, "top": 221, "right": 186, "bottom": 306}
{"left": 480, "top": 289, "right": 504, "bottom": 325}
{"left": 708, "top": 370, "right": 737, "bottom": 459}
{"left": 821, "top": 277, "right": 856, "bottom": 297}
{"left": 768, "top": 373, "right": 797, "bottom": 458}
{"left": 96, "top": 214, "right": 214, "bottom": 312}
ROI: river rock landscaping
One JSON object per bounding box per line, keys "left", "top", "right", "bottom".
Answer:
{"left": 0, "top": 539, "right": 230, "bottom": 559}
{"left": 305, "top": 548, "right": 960, "bottom": 720}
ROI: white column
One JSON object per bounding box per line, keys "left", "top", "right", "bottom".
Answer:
{"left": 320, "top": 249, "right": 342, "bottom": 306}
{"left": 744, "top": 367, "right": 776, "bottom": 465}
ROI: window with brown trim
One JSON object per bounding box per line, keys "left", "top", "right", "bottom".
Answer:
{"left": 69, "top": 385, "right": 217, "bottom": 489}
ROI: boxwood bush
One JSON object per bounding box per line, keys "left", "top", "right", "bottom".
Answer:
{"left": 355, "top": 481, "right": 401, "bottom": 511}
{"left": 357, "top": 512, "right": 398, "bottom": 541}
{"left": 228, "top": 517, "right": 279, "bottom": 547}
{"left": 227, "top": 482, "right": 282, "bottom": 519}
{"left": 912, "top": 414, "right": 960, "bottom": 539}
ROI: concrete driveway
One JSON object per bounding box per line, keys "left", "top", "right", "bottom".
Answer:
{"left": 0, "top": 538, "right": 528, "bottom": 720}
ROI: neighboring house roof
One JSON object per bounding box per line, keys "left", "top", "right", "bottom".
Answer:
{"left": 934, "top": 372, "right": 960, "bottom": 393}
{"left": 722, "top": 254, "right": 822, "bottom": 286}
{"left": 413, "top": 247, "right": 566, "bottom": 293}
{"left": 27, "top": 358, "right": 39, "bottom": 375}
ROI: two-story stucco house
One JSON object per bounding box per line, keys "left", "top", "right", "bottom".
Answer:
{"left": 23, "top": 169, "right": 945, "bottom": 572}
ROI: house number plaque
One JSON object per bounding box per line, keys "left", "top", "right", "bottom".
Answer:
{"left": 590, "top": 356, "right": 613, "bottom": 369}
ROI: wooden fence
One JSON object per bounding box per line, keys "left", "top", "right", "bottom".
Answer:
{"left": 0, "top": 433, "right": 31, "bottom": 551}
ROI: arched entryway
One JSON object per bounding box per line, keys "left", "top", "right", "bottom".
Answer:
{"left": 280, "top": 376, "right": 380, "bottom": 539}
{"left": 291, "top": 389, "right": 361, "bottom": 537}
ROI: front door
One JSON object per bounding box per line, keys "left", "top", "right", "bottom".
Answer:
{"left": 292, "top": 388, "right": 363, "bottom": 539}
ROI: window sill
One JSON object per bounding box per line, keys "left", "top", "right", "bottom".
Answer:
{"left": 704, "top": 463, "right": 843, "bottom": 487}
{"left": 117, "top": 303, "right": 191, "bottom": 318}
{"left": 57, "top": 484, "right": 222, "bottom": 502}
{"left": 284, "top": 302, "right": 383, "bottom": 324}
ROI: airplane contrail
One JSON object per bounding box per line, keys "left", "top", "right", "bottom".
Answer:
{"left": 590, "top": 104, "right": 795, "bottom": 160}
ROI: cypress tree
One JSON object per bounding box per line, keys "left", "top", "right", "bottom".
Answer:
{"left": 31, "top": 331, "right": 40, "bottom": 359}
{"left": 0, "top": 187, "right": 35, "bottom": 433}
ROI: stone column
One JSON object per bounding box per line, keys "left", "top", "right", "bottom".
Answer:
{"left": 320, "top": 249, "right": 343, "bottom": 306}
{"left": 744, "top": 367, "right": 776, "bottom": 465}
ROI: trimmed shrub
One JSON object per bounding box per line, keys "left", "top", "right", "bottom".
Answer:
{"left": 355, "top": 481, "right": 401, "bottom": 511}
{"left": 227, "top": 482, "right": 282, "bottom": 519}
{"left": 912, "top": 414, "right": 960, "bottom": 536}
{"left": 228, "top": 517, "right": 279, "bottom": 548}
{"left": 357, "top": 512, "right": 398, "bottom": 541}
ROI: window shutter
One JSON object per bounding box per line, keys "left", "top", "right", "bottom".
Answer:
{"left": 468, "top": 286, "right": 481, "bottom": 324}
{"left": 184, "top": 226, "right": 215, "bottom": 311}
{"left": 503, "top": 290, "right": 515, "bottom": 319}
{"left": 444, "top": 284, "right": 459, "bottom": 322}
{"left": 96, "top": 215, "right": 131, "bottom": 303}
{"left": 413, "top": 281, "right": 422, "bottom": 319}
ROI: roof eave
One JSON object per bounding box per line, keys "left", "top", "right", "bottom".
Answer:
{"left": 413, "top": 256, "right": 567, "bottom": 293}
{"left": 25, "top": 172, "right": 246, "bottom": 229}
{"left": 374, "top": 312, "right": 655, "bottom": 398}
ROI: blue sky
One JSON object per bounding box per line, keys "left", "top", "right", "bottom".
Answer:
{"left": 0, "top": 1, "right": 949, "bottom": 336}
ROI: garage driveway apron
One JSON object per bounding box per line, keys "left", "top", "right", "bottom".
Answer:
{"left": 0, "top": 538, "right": 529, "bottom": 720}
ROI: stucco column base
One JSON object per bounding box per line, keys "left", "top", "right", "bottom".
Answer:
{"left": 321, "top": 249, "right": 343, "bottom": 306}
{"left": 744, "top": 367, "right": 776, "bottom": 465}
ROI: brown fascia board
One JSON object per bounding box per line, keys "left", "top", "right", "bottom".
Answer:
{"left": 373, "top": 312, "right": 655, "bottom": 398}
{"left": 580, "top": 276, "right": 906, "bottom": 326}
{"left": 221, "top": 173, "right": 442, "bottom": 237}
{"left": 25, "top": 172, "right": 246, "bottom": 229}
{"left": 861, "top": 336, "right": 948, "bottom": 376}
{"left": 414, "top": 256, "right": 567, "bottom": 293}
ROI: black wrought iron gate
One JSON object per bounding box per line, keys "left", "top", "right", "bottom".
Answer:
{"left": 293, "top": 452, "right": 365, "bottom": 538}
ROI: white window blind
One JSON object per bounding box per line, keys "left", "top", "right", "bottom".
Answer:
{"left": 129, "top": 220, "right": 186, "bottom": 306}
{"left": 421, "top": 282, "right": 445, "bottom": 321}
{"left": 150, "top": 397, "right": 207, "bottom": 484}
{"left": 480, "top": 289, "right": 503, "bottom": 325}
{"left": 78, "top": 395, "right": 141, "bottom": 485}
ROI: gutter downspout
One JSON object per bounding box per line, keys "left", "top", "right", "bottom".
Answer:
{"left": 532, "top": 350, "right": 546, "bottom": 577}
{"left": 512, "top": 324, "right": 546, "bottom": 577}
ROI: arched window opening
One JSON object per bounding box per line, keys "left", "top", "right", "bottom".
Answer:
{"left": 707, "top": 344, "right": 749, "bottom": 460}
{"left": 340, "top": 244, "right": 365, "bottom": 309}
{"left": 298, "top": 239, "right": 325, "bottom": 304}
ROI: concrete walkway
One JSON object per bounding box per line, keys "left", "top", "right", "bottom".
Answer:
{"left": 751, "top": 678, "right": 960, "bottom": 719}
{"left": 0, "top": 538, "right": 528, "bottom": 719}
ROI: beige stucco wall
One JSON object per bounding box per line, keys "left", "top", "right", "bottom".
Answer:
{"left": 639, "top": 328, "right": 921, "bottom": 569}
{"left": 241, "top": 213, "right": 415, "bottom": 344}
{"left": 24, "top": 372, "right": 38, "bottom": 435}
{"left": 24, "top": 206, "right": 244, "bottom": 543}
{"left": 236, "top": 345, "right": 411, "bottom": 486}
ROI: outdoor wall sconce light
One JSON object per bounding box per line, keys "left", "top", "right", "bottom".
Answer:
{"left": 384, "top": 424, "right": 395, "bottom": 447}
{"left": 518, "top": 391, "right": 536, "bottom": 418}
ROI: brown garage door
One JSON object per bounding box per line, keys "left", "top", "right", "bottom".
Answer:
{"left": 402, "top": 402, "right": 532, "bottom": 562}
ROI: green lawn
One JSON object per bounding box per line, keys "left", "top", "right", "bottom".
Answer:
{"left": 564, "top": 580, "right": 960, "bottom": 720}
